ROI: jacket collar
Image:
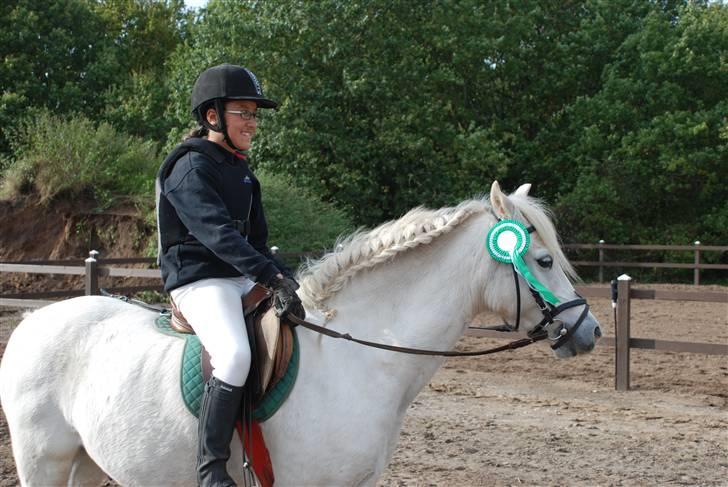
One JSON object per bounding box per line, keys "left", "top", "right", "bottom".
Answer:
{"left": 183, "top": 138, "right": 240, "bottom": 165}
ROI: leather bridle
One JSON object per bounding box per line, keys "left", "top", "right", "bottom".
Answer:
{"left": 497, "top": 223, "right": 591, "bottom": 351}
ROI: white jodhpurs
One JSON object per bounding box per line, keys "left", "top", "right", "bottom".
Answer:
{"left": 170, "top": 276, "right": 256, "bottom": 387}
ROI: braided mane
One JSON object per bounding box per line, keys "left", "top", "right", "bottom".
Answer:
{"left": 298, "top": 200, "right": 487, "bottom": 316}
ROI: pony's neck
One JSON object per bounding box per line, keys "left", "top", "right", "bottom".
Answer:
{"left": 302, "top": 213, "right": 489, "bottom": 418}
{"left": 326, "top": 211, "right": 490, "bottom": 357}
{"left": 278, "top": 212, "right": 494, "bottom": 468}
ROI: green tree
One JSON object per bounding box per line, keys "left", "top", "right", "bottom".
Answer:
{"left": 164, "top": 0, "right": 726, "bottom": 247}
{"left": 167, "top": 0, "right": 515, "bottom": 223}
{"left": 94, "top": 0, "right": 188, "bottom": 74}
{"left": 0, "top": 0, "right": 118, "bottom": 152}
{"left": 551, "top": 2, "right": 728, "bottom": 244}
{"left": 0, "top": 0, "right": 189, "bottom": 153}
{"left": 95, "top": 0, "right": 190, "bottom": 142}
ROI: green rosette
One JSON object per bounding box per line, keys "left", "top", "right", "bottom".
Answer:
{"left": 486, "top": 219, "right": 560, "bottom": 305}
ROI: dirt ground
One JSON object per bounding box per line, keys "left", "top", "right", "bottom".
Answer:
{"left": 0, "top": 283, "right": 726, "bottom": 486}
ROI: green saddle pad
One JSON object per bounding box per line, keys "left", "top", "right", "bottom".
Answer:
{"left": 155, "top": 313, "right": 299, "bottom": 422}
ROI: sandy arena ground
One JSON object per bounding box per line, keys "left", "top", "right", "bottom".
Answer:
{"left": 1, "top": 283, "right": 726, "bottom": 486}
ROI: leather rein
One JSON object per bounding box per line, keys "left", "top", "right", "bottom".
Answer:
{"left": 286, "top": 314, "right": 546, "bottom": 357}
{"left": 285, "top": 219, "right": 590, "bottom": 357}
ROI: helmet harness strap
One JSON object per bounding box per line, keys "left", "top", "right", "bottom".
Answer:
{"left": 216, "top": 99, "right": 248, "bottom": 154}
{"left": 198, "top": 99, "right": 248, "bottom": 154}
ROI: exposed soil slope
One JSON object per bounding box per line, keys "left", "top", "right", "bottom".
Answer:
{"left": 0, "top": 196, "right": 155, "bottom": 294}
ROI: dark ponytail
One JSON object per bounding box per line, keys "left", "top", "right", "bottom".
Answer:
{"left": 183, "top": 126, "right": 209, "bottom": 141}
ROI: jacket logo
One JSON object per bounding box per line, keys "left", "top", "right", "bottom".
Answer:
{"left": 243, "top": 176, "right": 252, "bottom": 184}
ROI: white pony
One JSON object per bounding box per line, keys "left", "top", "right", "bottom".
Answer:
{"left": 0, "top": 182, "right": 601, "bottom": 486}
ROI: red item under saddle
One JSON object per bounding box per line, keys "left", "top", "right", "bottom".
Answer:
{"left": 236, "top": 420, "right": 274, "bottom": 487}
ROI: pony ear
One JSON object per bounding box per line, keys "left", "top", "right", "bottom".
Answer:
{"left": 490, "top": 180, "right": 514, "bottom": 219}
{"left": 513, "top": 183, "right": 532, "bottom": 197}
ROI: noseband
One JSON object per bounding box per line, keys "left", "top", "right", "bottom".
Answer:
{"left": 496, "top": 221, "right": 590, "bottom": 350}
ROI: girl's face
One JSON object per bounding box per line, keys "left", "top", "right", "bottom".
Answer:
{"left": 206, "top": 100, "right": 258, "bottom": 151}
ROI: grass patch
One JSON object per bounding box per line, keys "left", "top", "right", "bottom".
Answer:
{"left": 0, "top": 110, "right": 160, "bottom": 208}
{"left": 0, "top": 113, "right": 355, "bottom": 263}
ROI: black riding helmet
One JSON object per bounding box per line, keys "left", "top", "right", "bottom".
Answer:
{"left": 191, "top": 64, "right": 278, "bottom": 151}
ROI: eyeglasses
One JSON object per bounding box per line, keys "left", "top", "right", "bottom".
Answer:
{"left": 227, "top": 109, "right": 262, "bottom": 121}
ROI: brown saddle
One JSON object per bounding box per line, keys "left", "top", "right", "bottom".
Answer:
{"left": 170, "top": 283, "right": 295, "bottom": 403}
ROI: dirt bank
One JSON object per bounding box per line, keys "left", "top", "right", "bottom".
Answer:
{"left": 0, "top": 196, "right": 156, "bottom": 295}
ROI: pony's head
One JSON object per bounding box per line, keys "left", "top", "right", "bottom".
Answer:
{"left": 298, "top": 180, "right": 600, "bottom": 358}
{"left": 485, "top": 181, "right": 601, "bottom": 358}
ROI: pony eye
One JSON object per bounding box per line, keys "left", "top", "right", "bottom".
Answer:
{"left": 537, "top": 256, "right": 553, "bottom": 269}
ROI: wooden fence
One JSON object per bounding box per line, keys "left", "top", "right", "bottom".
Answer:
{"left": 466, "top": 277, "right": 728, "bottom": 390}
{"left": 0, "top": 251, "right": 161, "bottom": 307}
{"left": 564, "top": 241, "right": 728, "bottom": 285}
{"left": 1, "top": 250, "right": 727, "bottom": 391}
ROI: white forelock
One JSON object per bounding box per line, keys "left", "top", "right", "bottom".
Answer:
{"left": 508, "top": 193, "right": 577, "bottom": 281}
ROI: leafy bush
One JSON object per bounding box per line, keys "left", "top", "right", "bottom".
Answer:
{"left": 0, "top": 111, "right": 160, "bottom": 207}
{"left": 256, "top": 169, "right": 355, "bottom": 255}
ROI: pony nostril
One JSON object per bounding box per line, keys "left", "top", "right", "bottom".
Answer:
{"left": 594, "top": 326, "right": 602, "bottom": 338}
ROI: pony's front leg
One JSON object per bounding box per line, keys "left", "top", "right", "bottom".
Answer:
{"left": 352, "top": 469, "right": 378, "bottom": 487}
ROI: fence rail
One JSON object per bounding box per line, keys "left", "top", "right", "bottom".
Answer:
{"left": 0, "top": 257, "right": 156, "bottom": 266}
{"left": 563, "top": 241, "right": 728, "bottom": 285}
{"left": 466, "top": 280, "right": 728, "bottom": 390}
{"left": 565, "top": 243, "right": 728, "bottom": 251}
{"left": 0, "top": 251, "right": 162, "bottom": 307}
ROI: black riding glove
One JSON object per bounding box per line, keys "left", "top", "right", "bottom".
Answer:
{"left": 267, "top": 276, "right": 305, "bottom": 322}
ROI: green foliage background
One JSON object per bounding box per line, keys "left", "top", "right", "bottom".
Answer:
{"left": 1, "top": 0, "right": 726, "bottom": 256}
{"left": 257, "top": 169, "right": 354, "bottom": 254}
{"left": 0, "top": 111, "right": 159, "bottom": 206}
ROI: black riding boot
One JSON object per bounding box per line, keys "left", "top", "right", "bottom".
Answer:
{"left": 197, "top": 376, "right": 244, "bottom": 487}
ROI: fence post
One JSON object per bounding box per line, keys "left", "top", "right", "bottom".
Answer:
{"left": 85, "top": 250, "right": 100, "bottom": 296}
{"left": 694, "top": 241, "right": 701, "bottom": 286}
{"left": 598, "top": 239, "right": 605, "bottom": 283}
{"left": 615, "top": 274, "right": 632, "bottom": 391}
